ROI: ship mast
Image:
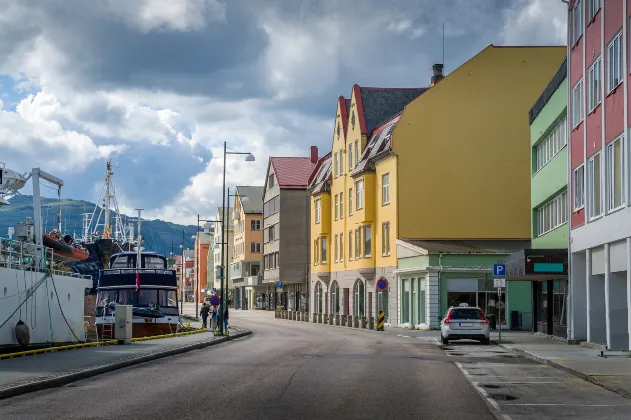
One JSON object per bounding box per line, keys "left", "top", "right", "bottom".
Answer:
{"left": 103, "top": 160, "right": 113, "bottom": 239}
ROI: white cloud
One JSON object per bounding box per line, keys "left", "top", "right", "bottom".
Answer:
{"left": 501, "top": 0, "right": 567, "bottom": 46}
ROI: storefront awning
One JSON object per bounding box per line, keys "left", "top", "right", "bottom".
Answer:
{"left": 505, "top": 248, "right": 568, "bottom": 281}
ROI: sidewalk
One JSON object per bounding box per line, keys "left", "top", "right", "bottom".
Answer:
{"left": 0, "top": 326, "right": 251, "bottom": 400}
{"left": 493, "top": 331, "right": 631, "bottom": 398}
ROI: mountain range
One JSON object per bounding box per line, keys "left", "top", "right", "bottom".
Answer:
{"left": 0, "top": 195, "right": 199, "bottom": 255}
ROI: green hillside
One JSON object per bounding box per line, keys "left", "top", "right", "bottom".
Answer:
{"left": 0, "top": 195, "right": 199, "bottom": 254}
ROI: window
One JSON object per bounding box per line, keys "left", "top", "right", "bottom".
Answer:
{"left": 339, "top": 151, "right": 344, "bottom": 175}
{"left": 315, "top": 198, "right": 321, "bottom": 224}
{"left": 334, "top": 194, "right": 339, "bottom": 220}
{"left": 607, "top": 136, "right": 624, "bottom": 210}
{"left": 268, "top": 173, "right": 275, "bottom": 188}
{"left": 354, "top": 140, "right": 359, "bottom": 166}
{"left": 587, "top": 152, "right": 603, "bottom": 219}
{"left": 340, "top": 234, "right": 344, "bottom": 261}
{"left": 573, "top": 165, "right": 585, "bottom": 210}
{"left": 334, "top": 152, "right": 338, "bottom": 177}
{"left": 321, "top": 237, "right": 327, "bottom": 263}
{"left": 587, "top": 0, "right": 599, "bottom": 21}
{"left": 535, "top": 191, "right": 568, "bottom": 237}
{"left": 588, "top": 58, "right": 601, "bottom": 112}
{"left": 355, "top": 179, "right": 364, "bottom": 209}
{"left": 363, "top": 225, "right": 371, "bottom": 257}
{"left": 382, "top": 173, "right": 390, "bottom": 204}
{"left": 250, "top": 219, "right": 261, "bottom": 231}
{"left": 535, "top": 117, "right": 567, "bottom": 171}
{"left": 348, "top": 231, "right": 353, "bottom": 259}
{"left": 355, "top": 229, "right": 360, "bottom": 258}
{"left": 250, "top": 242, "right": 261, "bottom": 253}
{"left": 314, "top": 241, "right": 319, "bottom": 265}
{"left": 572, "top": 0, "right": 583, "bottom": 45}
{"left": 572, "top": 79, "right": 584, "bottom": 128}
{"left": 382, "top": 222, "right": 390, "bottom": 256}
{"left": 334, "top": 234, "right": 338, "bottom": 262}
{"left": 349, "top": 188, "right": 353, "bottom": 215}
{"left": 266, "top": 225, "right": 276, "bottom": 242}
{"left": 340, "top": 193, "right": 344, "bottom": 219}
{"left": 348, "top": 144, "right": 353, "bottom": 169}
{"left": 607, "top": 32, "right": 623, "bottom": 93}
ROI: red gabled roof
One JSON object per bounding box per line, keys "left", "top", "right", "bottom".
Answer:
{"left": 270, "top": 157, "right": 317, "bottom": 189}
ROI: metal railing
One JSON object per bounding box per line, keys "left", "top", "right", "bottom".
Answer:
{"left": 0, "top": 237, "right": 92, "bottom": 279}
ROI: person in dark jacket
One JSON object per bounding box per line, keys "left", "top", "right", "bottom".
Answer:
{"left": 200, "top": 303, "right": 210, "bottom": 329}
{"left": 223, "top": 305, "right": 229, "bottom": 334}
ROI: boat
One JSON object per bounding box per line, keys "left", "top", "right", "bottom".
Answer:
{"left": 42, "top": 231, "right": 89, "bottom": 261}
{"left": 94, "top": 251, "right": 180, "bottom": 338}
{"left": 0, "top": 165, "right": 93, "bottom": 348}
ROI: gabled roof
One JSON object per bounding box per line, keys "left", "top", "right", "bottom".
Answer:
{"left": 267, "top": 157, "right": 316, "bottom": 190}
{"left": 307, "top": 152, "right": 332, "bottom": 195}
{"left": 354, "top": 85, "right": 427, "bottom": 135}
{"left": 351, "top": 113, "right": 401, "bottom": 176}
{"left": 235, "top": 185, "right": 264, "bottom": 214}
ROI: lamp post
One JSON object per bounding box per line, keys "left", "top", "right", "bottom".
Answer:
{"left": 220, "top": 141, "right": 255, "bottom": 335}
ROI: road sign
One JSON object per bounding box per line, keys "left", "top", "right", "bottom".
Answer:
{"left": 209, "top": 296, "right": 220, "bottom": 307}
{"left": 276, "top": 281, "right": 283, "bottom": 288}
{"left": 377, "top": 311, "right": 385, "bottom": 331}
{"left": 493, "top": 264, "right": 506, "bottom": 277}
{"left": 376, "top": 277, "right": 388, "bottom": 290}
{"left": 493, "top": 278, "right": 506, "bottom": 288}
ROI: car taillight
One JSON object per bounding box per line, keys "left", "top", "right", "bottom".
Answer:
{"left": 444, "top": 310, "right": 454, "bottom": 324}
{"left": 479, "top": 310, "right": 489, "bottom": 324}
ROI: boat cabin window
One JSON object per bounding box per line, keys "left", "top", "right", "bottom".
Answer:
{"left": 144, "top": 256, "right": 166, "bottom": 269}
{"left": 111, "top": 255, "right": 136, "bottom": 269}
{"left": 138, "top": 289, "right": 158, "bottom": 307}
{"left": 159, "top": 290, "right": 178, "bottom": 307}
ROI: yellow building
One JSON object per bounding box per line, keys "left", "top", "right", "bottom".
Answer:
{"left": 230, "top": 185, "right": 263, "bottom": 310}
{"left": 307, "top": 45, "right": 566, "bottom": 327}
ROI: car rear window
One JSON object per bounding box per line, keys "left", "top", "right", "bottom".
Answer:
{"left": 450, "top": 308, "right": 483, "bottom": 320}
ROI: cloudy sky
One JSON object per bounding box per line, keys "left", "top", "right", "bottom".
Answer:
{"left": 0, "top": 0, "right": 567, "bottom": 224}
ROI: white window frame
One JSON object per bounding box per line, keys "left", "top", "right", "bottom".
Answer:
{"left": 334, "top": 152, "right": 338, "bottom": 177}
{"left": 349, "top": 188, "right": 353, "bottom": 215}
{"left": 606, "top": 135, "right": 625, "bottom": 212}
{"left": 334, "top": 234, "right": 338, "bottom": 262}
{"left": 382, "top": 173, "right": 390, "bottom": 205}
{"left": 587, "top": 152, "right": 603, "bottom": 220}
{"left": 572, "top": 79, "right": 584, "bottom": 128}
{"left": 535, "top": 117, "right": 567, "bottom": 172}
{"left": 340, "top": 150, "right": 344, "bottom": 175}
{"left": 363, "top": 225, "right": 371, "bottom": 258}
{"left": 356, "top": 179, "right": 364, "bottom": 210}
{"left": 588, "top": 57, "right": 601, "bottom": 112}
{"left": 382, "top": 222, "right": 390, "bottom": 256}
{"left": 321, "top": 237, "right": 327, "bottom": 264}
{"left": 535, "top": 191, "right": 568, "bottom": 237}
{"left": 340, "top": 193, "right": 344, "bottom": 219}
{"left": 315, "top": 198, "right": 321, "bottom": 224}
{"left": 334, "top": 194, "right": 339, "bottom": 220}
{"left": 607, "top": 31, "right": 623, "bottom": 93}
{"left": 340, "top": 233, "right": 344, "bottom": 262}
{"left": 572, "top": 0, "right": 583, "bottom": 45}
{"left": 348, "top": 231, "right": 353, "bottom": 260}
{"left": 354, "top": 140, "right": 359, "bottom": 166}
{"left": 587, "top": 0, "right": 599, "bottom": 22}
{"left": 348, "top": 144, "right": 353, "bottom": 170}
{"left": 573, "top": 164, "right": 585, "bottom": 211}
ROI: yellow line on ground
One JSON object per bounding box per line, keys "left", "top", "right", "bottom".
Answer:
{"left": 0, "top": 340, "right": 118, "bottom": 360}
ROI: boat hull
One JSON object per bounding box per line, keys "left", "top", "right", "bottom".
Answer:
{"left": 0, "top": 267, "right": 92, "bottom": 347}
{"left": 95, "top": 317, "right": 180, "bottom": 338}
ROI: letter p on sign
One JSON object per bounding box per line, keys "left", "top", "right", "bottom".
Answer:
{"left": 493, "top": 264, "right": 506, "bottom": 276}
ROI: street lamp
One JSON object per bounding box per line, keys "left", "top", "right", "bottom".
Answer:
{"left": 220, "top": 141, "right": 255, "bottom": 335}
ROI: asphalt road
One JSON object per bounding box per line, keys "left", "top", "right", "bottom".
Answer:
{"left": 0, "top": 311, "right": 497, "bottom": 420}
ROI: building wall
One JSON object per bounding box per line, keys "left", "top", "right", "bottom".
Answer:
{"left": 375, "top": 156, "right": 397, "bottom": 269}
{"left": 394, "top": 45, "right": 566, "bottom": 240}
{"left": 311, "top": 192, "right": 330, "bottom": 274}
{"left": 279, "top": 189, "right": 310, "bottom": 284}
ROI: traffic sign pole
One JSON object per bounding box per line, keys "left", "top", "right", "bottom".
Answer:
{"left": 497, "top": 287, "right": 502, "bottom": 342}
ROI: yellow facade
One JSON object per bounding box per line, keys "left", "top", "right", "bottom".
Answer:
{"left": 232, "top": 195, "right": 263, "bottom": 263}
{"left": 394, "top": 45, "right": 566, "bottom": 240}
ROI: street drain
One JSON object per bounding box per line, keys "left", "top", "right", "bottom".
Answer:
{"left": 499, "top": 355, "right": 515, "bottom": 358}
{"left": 490, "top": 394, "right": 517, "bottom": 401}
{"left": 481, "top": 384, "right": 501, "bottom": 389}
{"left": 448, "top": 352, "right": 464, "bottom": 356}
{"left": 470, "top": 373, "right": 487, "bottom": 376}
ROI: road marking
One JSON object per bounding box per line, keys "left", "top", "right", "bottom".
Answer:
{"left": 499, "top": 403, "right": 631, "bottom": 407}
{"left": 456, "top": 362, "right": 514, "bottom": 420}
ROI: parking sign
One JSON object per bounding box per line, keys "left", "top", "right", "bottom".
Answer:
{"left": 493, "top": 264, "right": 506, "bottom": 277}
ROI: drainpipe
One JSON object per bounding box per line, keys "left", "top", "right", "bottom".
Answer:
{"left": 560, "top": 0, "right": 572, "bottom": 340}
{"left": 437, "top": 253, "right": 444, "bottom": 326}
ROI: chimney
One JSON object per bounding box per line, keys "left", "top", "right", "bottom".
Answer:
{"left": 310, "top": 146, "right": 318, "bottom": 163}
{"left": 430, "top": 63, "right": 444, "bottom": 86}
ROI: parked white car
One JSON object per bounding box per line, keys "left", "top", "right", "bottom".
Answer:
{"left": 440, "top": 304, "right": 490, "bottom": 345}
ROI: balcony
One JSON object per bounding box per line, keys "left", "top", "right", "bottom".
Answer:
{"left": 244, "top": 275, "right": 263, "bottom": 287}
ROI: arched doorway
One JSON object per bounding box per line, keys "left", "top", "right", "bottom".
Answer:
{"left": 330, "top": 281, "right": 340, "bottom": 314}
{"left": 353, "top": 280, "right": 365, "bottom": 318}
{"left": 315, "top": 282, "right": 323, "bottom": 313}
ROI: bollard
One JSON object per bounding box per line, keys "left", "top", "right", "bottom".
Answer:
{"left": 360, "top": 317, "right": 367, "bottom": 329}
{"left": 317, "top": 313, "right": 323, "bottom": 323}
{"left": 334, "top": 314, "right": 340, "bottom": 325}
{"left": 312, "top": 313, "right": 318, "bottom": 323}
{"left": 353, "top": 317, "right": 359, "bottom": 328}
{"left": 340, "top": 315, "right": 346, "bottom": 326}
{"left": 323, "top": 314, "right": 329, "bottom": 324}
{"left": 328, "top": 314, "right": 334, "bottom": 325}
{"left": 377, "top": 311, "right": 385, "bottom": 331}
{"left": 347, "top": 315, "right": 353, "bottom": 327}
{"left": 369, "top": 317, "right": 375, "bottom": 330}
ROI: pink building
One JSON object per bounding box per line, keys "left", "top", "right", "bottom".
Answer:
{"left": 568, "top": 0, "right": 631, "bottom": 351}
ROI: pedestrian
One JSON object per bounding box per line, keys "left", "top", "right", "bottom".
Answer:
{"left": 210, "top": 304, "right": 218, "bottom": 331}
{"left": 223, "top": 305, "right": 229, "bottom": 333}
{"left": 200, "top": 303, "right": 210, "bottom": 329}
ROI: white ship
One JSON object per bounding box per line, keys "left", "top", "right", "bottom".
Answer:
{"left": 0, "top": 163, "right": 92, "bottom": 348}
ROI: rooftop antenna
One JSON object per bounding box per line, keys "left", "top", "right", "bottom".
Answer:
{"left": 442, "top": 22, "right": 445, "bottom": 67}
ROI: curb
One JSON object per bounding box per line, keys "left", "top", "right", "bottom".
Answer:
{"left": 496, "top": 342, "right": 631, "bottom": 399}
{"left": 454, "top": 362, "right": 506, "bottom": 420}
{"left": 0, "top": 329, "right": 252, "bottom": 400}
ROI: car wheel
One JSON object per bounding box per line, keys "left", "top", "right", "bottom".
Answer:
{"left": 441, "top": 335, "right": 449, "bottom": 345}
{"left": 483, "top": 337, "right": 491, "bottom": 345}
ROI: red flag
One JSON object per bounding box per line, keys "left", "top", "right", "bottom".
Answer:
{"left": 135, "top": 272, "right": 141, "bottom": 294}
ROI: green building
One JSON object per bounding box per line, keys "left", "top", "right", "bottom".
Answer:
{"left": 394, "top": 240, "right": 531, "bottom": 329}
{"left": 505, "top": 58, "right": 569, "bottom": 338}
